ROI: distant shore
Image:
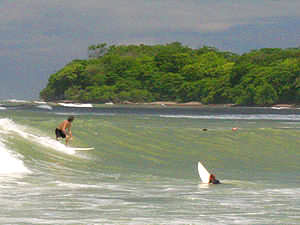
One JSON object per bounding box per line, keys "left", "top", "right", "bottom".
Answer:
{"left": 46, "top": 101, "right": 300, "bottom": 110}
{"left": 1, "top": 99, "right": 298, "bottom": 109}
{"left": 128, "top": 102, "right": 299, "bottom": 109}
{"left": 49, "top": 100, "right": 234, "bottom": 108}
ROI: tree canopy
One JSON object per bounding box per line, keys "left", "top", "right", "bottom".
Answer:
{"left": 40, "top": 43, "right": 300, "bottom": 106}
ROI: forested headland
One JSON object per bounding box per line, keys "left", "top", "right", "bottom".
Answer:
{"left": 40, "top": 42, "right": 300, "bottom": 106}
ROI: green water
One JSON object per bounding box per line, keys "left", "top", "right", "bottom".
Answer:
{"left": 0, "top": 108, "right": 300, "bottom": 224}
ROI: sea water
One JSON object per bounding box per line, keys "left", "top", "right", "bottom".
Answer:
{"left": 0, "top": 105, "right": 299, "bottom": 224}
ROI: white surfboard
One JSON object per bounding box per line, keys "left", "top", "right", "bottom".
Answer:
{"left": 198, "top": 161, "right": 210, "bottom": 183}
{"left": 68, "top": 147, "right": 94, "bottom": 151}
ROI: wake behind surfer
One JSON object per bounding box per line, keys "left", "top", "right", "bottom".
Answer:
{"left": 209, "top": 174, "right": 220, "bottom": 184}
{"left": 55, "top": 116, "right": 74, "bottom": 145}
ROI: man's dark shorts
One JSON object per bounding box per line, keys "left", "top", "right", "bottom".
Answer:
{"left": 55, "top": 128, "right": 66, "bottom": 139}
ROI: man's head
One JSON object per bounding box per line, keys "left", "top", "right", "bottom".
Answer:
{"left": 68, "top": 116, "right": 75, "bottom": 122}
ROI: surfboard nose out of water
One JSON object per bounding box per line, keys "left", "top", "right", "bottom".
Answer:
{"left": 198, "top": 161, "right": 221, "bottom": 184}
{"left": 198, "top": 161, "right": 211, "bottom": 183}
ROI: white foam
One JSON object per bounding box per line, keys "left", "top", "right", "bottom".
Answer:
{"left": 160, "top": 114, "right": 300, "bottom": 121}
{"left": 58, "top": 103, "right": 93, "bottom": 108}
{"left": 31, "top": 136, "right": 76, "bottom": 155}
{"left": 36, "top": 104, "right": 53, "bottom": 110}
{"left": 55, "top": 181, "right": 100, "bottom": 189}
{"left": 0, "top": 118, "right": 31, "bottom": 138}
{"left": 0, "top": 118, "right": 75, "bottom": 155}
{"left": 0, "top": 138, "right": 31, "bottom": 175}
{"left": 5, "top": 99, "right": 29, "bottom": 103}
{"left": 33, "top": 101, "right": 47, "bottom": 104}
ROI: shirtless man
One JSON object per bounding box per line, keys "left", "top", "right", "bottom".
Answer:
{"left": 55, "top": 116, "right": 74, "bottom": 145}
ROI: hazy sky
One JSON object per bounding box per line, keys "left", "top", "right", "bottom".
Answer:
{"left": 1, "top": 0, "right": 300, "bottom": 100}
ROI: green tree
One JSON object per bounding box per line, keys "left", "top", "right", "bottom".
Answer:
{"left": 254, "top": 83, "right": 278, "bottom": 105}
{"left": 41, "top": 43, "right": 300, "bottom": 105}
{"left": 88, "top": 43, "right": 108, "bottom": 58}
{"left": 156, "top": 73, "right": 184, "bottom": 100}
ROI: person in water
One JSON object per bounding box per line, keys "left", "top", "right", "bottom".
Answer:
{"left": 55, "top": 116, "right": 74, "bottom": 145}
{"left": 209, "top": 174, "right": 220, "bottom": 184}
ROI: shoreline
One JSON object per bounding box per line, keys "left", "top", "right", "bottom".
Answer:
{"left": 51, "top": 100, "right": 298, "bottom": 108}
{"left": 0, "top": 99, "right": 298, "bottom": 109}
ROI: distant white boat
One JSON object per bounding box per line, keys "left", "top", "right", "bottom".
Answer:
{"left": 58, "top": 103, "right": 93, "bottom": 108}
{"left": 105, "top": 102, "right": 114, "bottom": 105}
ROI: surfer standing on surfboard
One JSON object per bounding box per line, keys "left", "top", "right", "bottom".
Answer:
{"left": 55, "top": 116, "right": 74, "bottom": 145}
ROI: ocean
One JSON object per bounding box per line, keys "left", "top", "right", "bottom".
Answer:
{"left": 0, "top": 103, "right": 299, "bottom": 224}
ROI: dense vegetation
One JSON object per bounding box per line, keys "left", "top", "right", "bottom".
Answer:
{"left": 40, "top": 42, "right": 300, "bottom": 105}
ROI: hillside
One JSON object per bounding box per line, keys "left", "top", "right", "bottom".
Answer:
{"left": 40, "top": 42, "right": 300, "bottom": 106}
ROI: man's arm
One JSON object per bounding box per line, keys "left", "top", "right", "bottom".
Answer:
{"left": 66, "top": 123, "right": 72, "bottom": 137}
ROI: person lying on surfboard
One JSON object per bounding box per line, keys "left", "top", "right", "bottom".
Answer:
{"left": 209, "top": 174, "right": 220, "bottom": 184}
{"left": 55, "top": 116, "right": 74, "bottom": 145}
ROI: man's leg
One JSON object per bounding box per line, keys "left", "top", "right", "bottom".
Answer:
{"left": 66, "top": 135, "right": 70, "bottom": 145}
